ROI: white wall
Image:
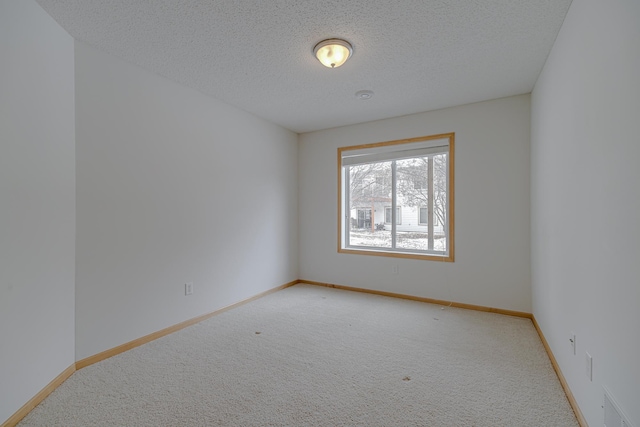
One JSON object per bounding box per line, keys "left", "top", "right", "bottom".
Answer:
{"left": 531, "top": 0, "right": 640, "bottom": 425}
{"left": 299, "top": 95, "right": 531, "bottom": 312}
{"left": 0, "top": 0, "right": 76, "bottom": 422}
{"left": 74, "top": 42, "right": 298, "bottom": 360}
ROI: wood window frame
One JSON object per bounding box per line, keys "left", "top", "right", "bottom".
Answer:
{"left": 337, "top": 133, "right": 455, "bottom": 262}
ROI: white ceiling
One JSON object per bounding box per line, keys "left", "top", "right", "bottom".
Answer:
{"left": 35, "top": 0, "right": 572, "bottom": 133}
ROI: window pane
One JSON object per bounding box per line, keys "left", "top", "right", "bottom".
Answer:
{"left": 348, "top": 162, "right": 392, "bottom": 248}
{"left": 433, "top": 153, "right": 448, "bottom": 252}
{"left": 395, "top": 155, "right": 448, "bottom": 252}
{"left": 395, "top": 157, "right": 430, "bottom": 251}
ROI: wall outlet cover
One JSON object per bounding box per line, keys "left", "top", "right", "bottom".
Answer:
{"left": 185, "top": 282, "right": 194, "bottom": 295}
{"left": 585, "top": 351, "right": 592, "bottom": 381}
{"left": 570, "top": 332, "right": 576, "bottom": 355}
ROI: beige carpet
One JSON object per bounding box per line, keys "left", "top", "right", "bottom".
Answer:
{"left": 19, "top": 284, "right": 578, "bottom": 426}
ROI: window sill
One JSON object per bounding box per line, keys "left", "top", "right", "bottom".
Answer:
{"left": 338, "top": 247, "right": 454, "bottom": 262}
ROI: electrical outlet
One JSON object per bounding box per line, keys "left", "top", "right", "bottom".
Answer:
{"left": 585, "top": 351, "right": 592, "bottom": 381}
{"left": 569, "top": 332, "right": 576, "bottom": 355}
{"left": 185, "top": 282, "right": 194, "bottom": 296}
{"left": 392, "top": 265, "right": 399, "bottom": 274}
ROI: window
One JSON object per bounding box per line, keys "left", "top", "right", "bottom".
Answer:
{"left": 338, "top": 133, "right": 454, "bottom": 261}
{"left": 419, "top": 207, "right": 428, "bottom": 225}
{"left": 384, "top": 207, "right": 401, "bottom": 224}
{"left": 419, "top": 207, "right": 440, "bottom": 226}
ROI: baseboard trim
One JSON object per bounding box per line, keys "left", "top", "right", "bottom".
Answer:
{"left": 1, "top": 364, "right": 76, "bottom": 427}
{"left": 76, "top": 280, "right": 298, "bottom": 370}
{"left": 531, "top": 316, "right": 588, "bottom": 427}
{"left": 299, "top": 279, "right": 533, "bottom": 319}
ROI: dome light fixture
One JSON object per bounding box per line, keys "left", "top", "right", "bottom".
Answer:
{"left": 313, "top": 38, "right": 353, "bottom": 69}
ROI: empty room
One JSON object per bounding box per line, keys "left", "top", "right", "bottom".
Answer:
{"left": 1, "top": 0, "right": 638, "bottom": 426}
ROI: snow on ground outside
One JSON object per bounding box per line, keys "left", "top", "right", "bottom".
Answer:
{"left": 349, "top": 230, "right": 446, "bottom": 251}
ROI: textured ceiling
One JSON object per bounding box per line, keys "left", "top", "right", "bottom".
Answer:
{"left": 35, "top": 0, "right": 572, "bottom": 133}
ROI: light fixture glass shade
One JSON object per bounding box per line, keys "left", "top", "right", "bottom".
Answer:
{"left": 314, "top": 39, "right": 353, "bottom": 68}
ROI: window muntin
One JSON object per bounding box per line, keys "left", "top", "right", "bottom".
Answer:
{"left": 339, "top": 133, "right": 454, "bottom": 261}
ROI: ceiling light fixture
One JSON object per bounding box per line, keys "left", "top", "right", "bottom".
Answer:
{"left": 313, "top": 39, "right": 353, "bottom": 69}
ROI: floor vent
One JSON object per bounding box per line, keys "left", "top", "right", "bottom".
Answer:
{"left": 604, "top": 386, "right": 634, "bottom": 427}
